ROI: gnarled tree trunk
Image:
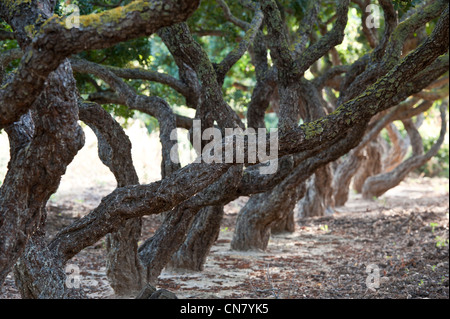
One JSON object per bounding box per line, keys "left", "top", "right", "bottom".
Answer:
{"left": 138, "top": 165, "right": 242, "bottom": 283}
{"left": 0, "top": 0, "right": 448, "bottom": 299}
{"left": 78, "top": 101, "right": 146, "bottom": 296}
{"left": 14, "top": 230, "right": 86, "bottom": 299}
{"left": 332, "top": 150, "right": 365, "bottom": 206}
{"left": 231, "top": 175, "right": 307, "bottom": 251}
{"left": 297, "top": 165, "right": 335, "bottom": 217}
{"left": 353, "top": 139, "right": 384, "bottom": 193}
{"left": 363, "top": 103, "right": 447, "bottom": 199}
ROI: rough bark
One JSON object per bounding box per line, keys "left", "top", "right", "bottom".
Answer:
{"left": 71, "top": 58, "right": 185, "bottom": 295}
{"left": 70, "top": 58, "right": 181, "bottom": 178}
{"left": 158, "top": 22, "right": 245, "bottom": 130}
{"left": 331, "top": 96, "right": 437, "bottom": 206}
{"left": 332, "top": 150, "right": 365, "bottom": 206}
{"left": 295, "top": 80, "right": 335, "bottom": 218}
{"left": 247, "top": 71, "right": 277, "bottom": 130}
{"left": 402, "top": 118, "right": 424, "bottom": 156}
{"left": 104, "top": 218, "right": 144, "bottom": 297}
{"left": 153, "top": 15, "right": 267, "bottom": 272}
{"left": 0, "top": 0, "right": 200, "bottom": 291}
{"left": 246, "top": 21, "right": 277, "bottom": 129}
{"left": 238, "top": 4, "right": 345, "bottom": 231}
{"left": 363, "top": 103, "right": 447, "bottom": 199}
{"left": 338, "top": 0, "right": 445, "bottom": 105}
{"left": 270, "top": 210, "right": 296, "bottom": 234}
{"left": 230, "top": 14, "right": 449, "bottom": 243}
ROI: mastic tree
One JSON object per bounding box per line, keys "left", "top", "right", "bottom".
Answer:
{"left": 0, "top": 0, "right": 448, "bottom": 298}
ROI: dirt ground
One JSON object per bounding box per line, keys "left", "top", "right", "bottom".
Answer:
{"left": 0, "top": 126, "right": 448, "bottom": 299}
{"left": 0, "top": 176, "right": 448, "bottom": 299}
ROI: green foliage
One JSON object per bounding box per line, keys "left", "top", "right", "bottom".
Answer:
{"left": 0, "top": 22, "right": 20, "bottom": 80}
{"left": 430, "top": 222, "right": 439, "bottom": 233}
{"left": 188, "top": 0, "right": 245, "bottom": 41}
{"left": 335, "top": 4, "right": 371, "bottom": 65}
{"left": 220, "top": 227, "right": 230, "bottom": 233}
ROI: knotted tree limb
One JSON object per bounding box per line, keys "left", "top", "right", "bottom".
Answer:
{"left": 338, "top": 0, "right": 446, "bottom": 104}
{"left": 332, "top": 96, "right": 441, "bottom": 206}
{"left": 138, "top": 165, "right": 243, "bottom": 282}
{"left": 246, "top": 30, "right": 277, "bottom": 130}
{"left": 0, "top": 29, "right": 14, "bottom": 41}
{"left": 71, "top": 58, "right": 181, "bottom": 178}
{"left": 156, "top": 10, "right": 263, "bottom": 270}
{"left": 103, "top": 65, "right": 191, "bottom": 98}
{"left": 72, "top": 60, "right": 184, "bottom": 294}
{"left": 215, "top": 3, "right": 264, "bottom": 85}
{"left": 332, "top": 54, "right": 448, "bottom": 203}
{"left": 352, "top": 0, "right": 379, "bottom": 48}
{"left": 260, "top": 0, "right": 349, "bottom": 130}
{"left": 0, "top": 0, "right": 199, "bottom": 283}
{"left": 291, "top": 0, "right": 320, "bottom": 58}
{"left": 294, "top": 0, "right": 350, "bottom": 74}
{"left": 44, "top": 57, "right": 448, "bottom": 281}
{"left": 13, "top": 233, "right": 87, "bottom": 299}
{"left": 0, "top": 48, "right": 22, "bottom": 83}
